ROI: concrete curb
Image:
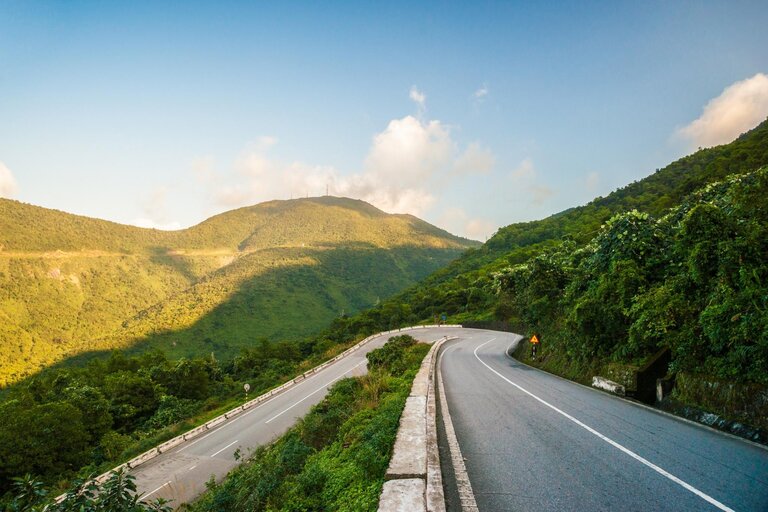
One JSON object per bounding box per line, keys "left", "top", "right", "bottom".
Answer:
{"left": 436, "top": 339, "right": 479, "bottom": 512}
{"left": 378, "top": 332, "right": 460, "bottom": 512}
{"left": 56, "top": 324, "right": 462, "bottom": 503}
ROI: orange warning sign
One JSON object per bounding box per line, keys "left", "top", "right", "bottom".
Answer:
{"left": 530, "top": 334, "right": 540, "bottom": 344}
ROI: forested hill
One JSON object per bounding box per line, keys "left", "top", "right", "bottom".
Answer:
{"left": 413, "top": 118, "right": 768, "bottom": 290}
{"left": 325, "top": 120, "right": 768, "bottom": 406}
{"left": 0, "top": 197, "right": 476, "bottom": 385}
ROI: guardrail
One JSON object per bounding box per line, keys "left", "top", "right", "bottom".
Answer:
{"left": 59, "top": 324, "right": 463, "bottom": 499}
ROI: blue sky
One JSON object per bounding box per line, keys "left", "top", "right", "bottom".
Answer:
{"left": 1, "top": 1, "right": 767, "bottom": 239}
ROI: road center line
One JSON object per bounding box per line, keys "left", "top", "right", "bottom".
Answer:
{"left": 265, "top": 361, "right": 366, "bottom": 424}
{"left": 142, "top": 480, "right": 171, "bottom": 499}
{"left": 210, "top": 439, "right": 239, "bottom": 458}
{"left": 473, "top": 339, "right": 735, "bottom": 512}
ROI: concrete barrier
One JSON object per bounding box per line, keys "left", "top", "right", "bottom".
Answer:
{"left": 592, "top": 376, "right": 626, "bottom": 396}
{"left": 57, "top": 325, "right": 461, "bottom": 504}
{"left": 379, "top": 332, "right": 460, "bottom": 512}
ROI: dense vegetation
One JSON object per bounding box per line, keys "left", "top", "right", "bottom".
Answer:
{"left": 0, "top": 329, "right": 366, "bottom": 498}
{"left": 0, "top": 335, "right": 427, "bottom": 510}
{"left": 496, "top": 167, "right": 768, "bottom": 385}
{"left": 5, "top": 471, "right": 170, "bottom": 511}
{"left": 0, "top": 196, "right": 475, "bottom": 385}
{"left": 188, "top": 335, "right": 428, "bottom": 512}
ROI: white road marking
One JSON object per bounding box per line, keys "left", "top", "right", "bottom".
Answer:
{"left": 473, "top": 339, "right": 736, "bottom": 512}
{"left": 265, "top": 361, "right": 366, "bottom": 424}
{"left": 142, "top": 480, "right": 171, "bottom": 499}
{"left": 188, "top": 465, "right": 197, "bottom": 471}
{"left": 210, "top": 440, "right": 239, "bottom": 458}
{"left": 179, "top": 361, "right": 350, "bottom": 453}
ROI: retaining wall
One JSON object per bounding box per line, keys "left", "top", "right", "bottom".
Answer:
{"left": 378, "top": 334, "right": 458, "bottom": 512}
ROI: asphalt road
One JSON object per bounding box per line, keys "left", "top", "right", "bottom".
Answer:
{"left": 438, "top": 329, "right": 768, "bottom": 512}
{"left": 131, "top": 326, "right": 460, "bottom": 508}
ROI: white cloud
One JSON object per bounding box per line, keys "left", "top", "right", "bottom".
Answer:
{"left": 473, "top": 84, "right": 489, "bottom": 100}
{"left": 215, "top": 114, "right": 469, "bottom": 218}
{"left": 192, "top": 156, "right": 216, "bottom": 184}
{"left": 509, "top": 158, "right": 555, "bottom": 203}
{"left": 438, "top": 207, "right": 496, "bottom": 240}
{"left": 676, "top": 73, "right": 768, "bottom": 149}
{"left": 0, "top": 162, "right": 18, "bottom": 198}
{"left": 132, "top": 186, "right": 180, "bottom": 230}
{"left": 364, "top": 116, "right": 453, "bottom": 186}
{"left": 510, "top": 157, "right": 536, "bottom": 180}
{"left": 453, "top": 142, "right": 495, "bottom": 175}
{"left": 409, "top": 86, "right": 426, "bottom": 112}
{"left": 465, "top": 218, "right": 496, "bottom": 240}
{"left": 207, "top": 111, "right": 501, "bottom": 229}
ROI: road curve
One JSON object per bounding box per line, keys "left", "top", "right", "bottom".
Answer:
{"left": 438, "top": 330, "right": 768, "bottom": 512}
{"left": 131, "top": 326, "right": 461, "bottom": 508}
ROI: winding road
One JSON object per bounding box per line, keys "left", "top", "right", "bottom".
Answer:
{"left": 437, "top": 330, "right": 768, "bottom": 511}
{"left": 131, "top": 326, "right": 460, "bottom": 508}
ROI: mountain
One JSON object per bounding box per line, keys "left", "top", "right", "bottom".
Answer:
{"left": 0, "top": 196, "right": 477, "bottom": 385}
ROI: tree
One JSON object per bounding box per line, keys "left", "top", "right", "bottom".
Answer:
{"left": 0, "top": 401, "right": 89, "bottom": 492}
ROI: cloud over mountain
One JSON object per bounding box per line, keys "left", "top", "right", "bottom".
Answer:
{"left": 677, "top": 73, "right": 768, "bottom": 149}
{"left": 211, "top": 112, "right": 496, "bottom": 228}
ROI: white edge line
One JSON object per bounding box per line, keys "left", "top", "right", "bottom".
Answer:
{"left": 142, "top": 480, "right": 171, "bottom": 499}
{"left": 502, "top": 341, "right": 768, "bottom": 453}
{"left": 473, "top": 339, "right": 736, "bottom": 512}
{"left": 265, "top": 360, "right": 366, "bottom": 424}
{"left": 210, "top": 439, "right": 239, "bottom": 458}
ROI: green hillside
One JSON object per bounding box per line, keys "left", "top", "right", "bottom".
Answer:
{"left": 0, "top": 197, "right": 476, "bottom": 385}
{"left": 414, "top": 118, "right": 768, "bottom": 291}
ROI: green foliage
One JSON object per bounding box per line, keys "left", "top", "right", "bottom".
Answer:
{"left": 0, "top": 401, "right": 90, "bottom": 487}
{"left": 6, "top": 470, "right": 171, "bottom": 511}
{"left": 189, "top": 339, "right": 430, "bottom": 512}
{"left": 366, "top": 335, "right": 418, "bottom": 374}
{"left": 495, "top": 167, "right": 768, "bottom": 384}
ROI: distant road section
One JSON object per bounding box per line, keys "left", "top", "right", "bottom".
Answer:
{"left": 131, "top": 326, "right": 461, "bottom": 508}
{"left": 438, "top": 330, "right": 768, "bottom": 512}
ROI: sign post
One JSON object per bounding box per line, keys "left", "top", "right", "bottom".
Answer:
{"left": 244, "top": 383, "right": 250, "bottom": 400}
{"left": 530, "top": 334, "right": 540, "bottom": 360}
